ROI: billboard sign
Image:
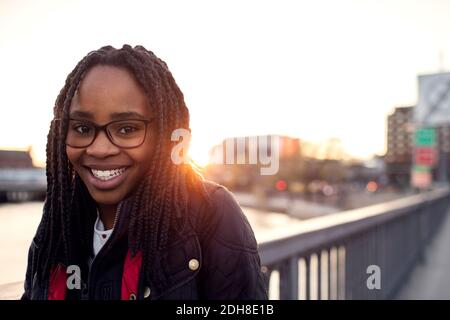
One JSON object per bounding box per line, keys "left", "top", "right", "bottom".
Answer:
{"left": 415, "top": 72, "right": 450, "bottom": 126}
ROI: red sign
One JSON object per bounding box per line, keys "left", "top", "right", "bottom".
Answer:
{"left": 414, "top": 147, "right": 437, "bottom": 166}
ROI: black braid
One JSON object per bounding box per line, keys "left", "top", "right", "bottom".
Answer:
{"left": 34, "top": 45, "right": 212, "bottom": 287}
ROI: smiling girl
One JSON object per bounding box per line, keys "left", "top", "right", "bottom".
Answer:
{"left": 21, "top": 45, "right": 268, "bottom": 300}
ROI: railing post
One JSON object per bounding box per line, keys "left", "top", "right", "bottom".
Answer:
{"left": 305, "top": 255, "right": 310, "bottom": 300}
{"left": 328, "top": 247, "right": 333, "bottom": 300}
{"left": 338, "top": 245, "right": 345, "bottom": 300}
{"left": 279, "top": 257, "right": 299, "bottom": 300}
{"left": 336, "top": 247, "right": 341, "bottom": 300}
{"left": 317, "top": 252, "right": 322, "bottom": 300}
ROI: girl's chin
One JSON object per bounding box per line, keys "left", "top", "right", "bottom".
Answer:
{"left": 88, "top": 189, "right": 127, "bottom": 206}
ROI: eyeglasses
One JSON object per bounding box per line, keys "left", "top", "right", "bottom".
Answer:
{"left": 61, "top": 118, "right": 153, "bottom": 149}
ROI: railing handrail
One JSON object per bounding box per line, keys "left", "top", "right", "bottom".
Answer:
{"left": 258, "top": 187, "right": 450, "bottom": 266}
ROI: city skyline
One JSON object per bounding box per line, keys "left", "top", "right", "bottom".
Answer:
{"left": 2, "top": 0, "right": 450, "bottom": 167}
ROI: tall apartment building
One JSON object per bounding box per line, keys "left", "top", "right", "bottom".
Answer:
{"left": 385, "top": 105, "right": 450, "bottom": 186}
{"left": 385, "top": 106, "right": 414, "bottom": 187}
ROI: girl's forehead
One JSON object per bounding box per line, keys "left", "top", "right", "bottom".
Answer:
{"left": 70, "top": 65, "right": 152, "bottom": 120}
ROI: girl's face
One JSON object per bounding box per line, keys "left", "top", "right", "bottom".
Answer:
{"left": 66, "top": 65, "right": 156, "bottom": 206}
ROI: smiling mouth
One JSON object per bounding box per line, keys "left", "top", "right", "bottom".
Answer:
{"left": 89, "top": 167, "right": 128, "bottom": 181}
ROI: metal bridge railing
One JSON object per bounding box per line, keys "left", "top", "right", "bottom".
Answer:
{"left": 258, "top": 188, "right": 450, "bottom": 300}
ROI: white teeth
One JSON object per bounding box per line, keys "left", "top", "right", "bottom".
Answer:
{"left": 90, "top": 167, "right": 126, "bottom": 181}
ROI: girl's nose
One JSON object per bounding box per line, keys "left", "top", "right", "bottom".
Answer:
{"left": 85, "top": 130, "right": 120, "bottom": 158}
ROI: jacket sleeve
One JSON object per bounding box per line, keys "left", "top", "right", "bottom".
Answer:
{"left": 198, "top": 187, "right": 268, "bottom": 300}
{"left": 21, "top": 239, "right": 38, "bottom": 300}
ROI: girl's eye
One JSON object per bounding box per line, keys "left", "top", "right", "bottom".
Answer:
{"left": 118, "top": 126, "right": 138, "bottom": 134}
{"left": 74, "top": 125, "right": 92, "bottom": 135}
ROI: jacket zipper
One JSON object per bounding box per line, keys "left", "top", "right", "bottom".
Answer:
{"left": 84, "top": 201, "right": 123, "bottom": 299}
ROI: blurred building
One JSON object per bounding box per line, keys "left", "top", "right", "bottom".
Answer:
{"left": 0, "top": 149, "right": 45, "bottom": 202}
{"left": 384, "top": 105, "right": 450, "bottom": 187}
{"left": 412, "top": 71, "right": 450, "bottom": 185}
{"left": 206, "top": 135, "right": 301, "bottom": 190}
{"left": 432, "top": 124, "right": 450, "bottom": 182}
{"left": 0, "top": 149, "right": 34, "bottom": 168}
{"left": 385, "top": 106, "right": 414, "bottom": 187}
{"left": 208, "top": 135, "right": 301, "bottom": 164}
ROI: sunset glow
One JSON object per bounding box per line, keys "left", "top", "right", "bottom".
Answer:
{"left": 2, "top": 0, "right": 450, "bottom": 167}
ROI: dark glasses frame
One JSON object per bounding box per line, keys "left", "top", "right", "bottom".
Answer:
{"left": 54, "top": 117, "right": 154, "bottom": 149}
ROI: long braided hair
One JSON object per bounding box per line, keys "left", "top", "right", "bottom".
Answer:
{"left": 33, "top": 45, "right": 211, "bottom": 289}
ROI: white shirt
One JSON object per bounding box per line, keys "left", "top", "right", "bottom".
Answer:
{"left": 92, "top": 212, "right": 114, "bottom": 257}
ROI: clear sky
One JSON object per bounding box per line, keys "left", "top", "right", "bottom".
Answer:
{"left": 1, "top": 0, "right": 450, "bottom": 167}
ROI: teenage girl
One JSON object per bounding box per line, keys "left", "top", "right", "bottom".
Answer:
{"left": 22, "top": 45, "right": 268, "bottom": 300}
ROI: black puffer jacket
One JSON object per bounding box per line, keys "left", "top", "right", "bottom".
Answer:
{"left": 22, "top": 180, "right": 268, "bottom": 300}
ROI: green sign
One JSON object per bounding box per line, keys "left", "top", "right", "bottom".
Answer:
{"left": 415, "top": 128, "right": 436, "bottom": 146}
{"left": 412, "top": 165, "right": 432, "bottom": 173}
